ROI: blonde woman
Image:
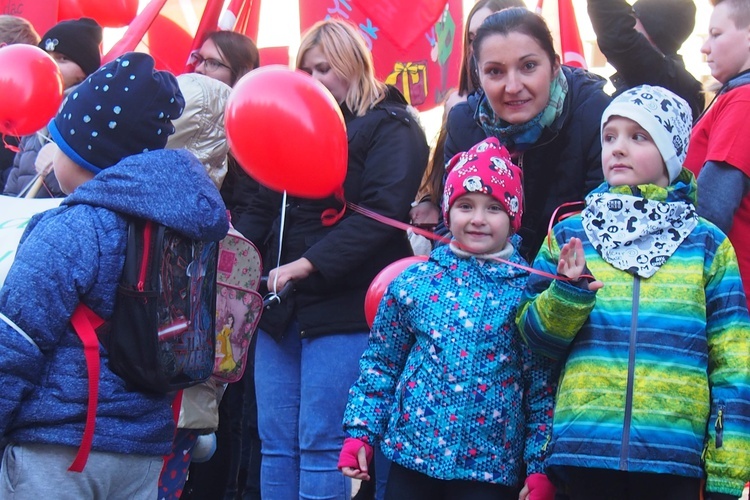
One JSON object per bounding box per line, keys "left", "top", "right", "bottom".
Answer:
{"left": 233, "top": 18, "right": 429, "bottom": 500}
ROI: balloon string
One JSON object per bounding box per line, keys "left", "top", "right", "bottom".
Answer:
{"left": 2, "top": 134, "right": 19, "bottom": 154}
{"left": 546, "top": 201, "right": 585, "bottom": 253}
{"left": 346, "top": 202, "right": 596, "bottom": 284}
{"left": 270, "top": 190, "right": 288, "bottom": 295}
{"left": 321, "top": 187, "right": 347, "bottom": 227}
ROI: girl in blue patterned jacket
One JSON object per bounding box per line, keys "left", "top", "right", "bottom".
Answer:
{"left": 339, "top": 138, "right": 558, "bottom": 500}
{"left": 516, "top": 85, "right": 750, "bottom": 500}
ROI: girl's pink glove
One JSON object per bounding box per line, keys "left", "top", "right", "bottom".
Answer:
{"left": 525, "top": 473, "right": 556, "bottom": 500}
{"left": 337, "top": 437, "right": 373, "bottom": 470}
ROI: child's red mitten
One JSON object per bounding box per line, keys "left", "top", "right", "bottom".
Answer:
{"left": 525, "top": 473, "right": 556, "bottom": 500}
{"left": 337, "top": 437, "right": 373, "bottom": 470}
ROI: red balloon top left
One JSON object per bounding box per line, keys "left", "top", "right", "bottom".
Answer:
{"left": 0, "top": 45, "right": 64, "bottom": 137}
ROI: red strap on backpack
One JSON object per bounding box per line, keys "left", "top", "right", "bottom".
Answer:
{"left": 69, "top": 303, "right": 104, "bottom": 472}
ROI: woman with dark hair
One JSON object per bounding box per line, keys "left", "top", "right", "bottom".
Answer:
{"left": 444, "top": 7, "right": 611, "bottom": 262}
{"left": 409, "top": 0, "right": 524, "bottom": 234}
{"left": 190, "top": 30, "right": 260, "bottom": 87}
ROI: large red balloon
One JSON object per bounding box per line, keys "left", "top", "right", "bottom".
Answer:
{"left": 225, "top": 66, "right": 348, "bottom": 199}
{"left": 0, "top": 45, "right": 63, "bottom": 137}
{"left": 58, "top": 0, "right": 138, "bottom": 27}
{"left": 365, "top": 255, "right": 429, "bottom": 329}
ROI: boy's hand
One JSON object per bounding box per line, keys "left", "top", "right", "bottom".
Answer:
{"left": 557, "top": 237, "right": 604, "bottom": 291}
{"left": 338, "top": 437, "right": 373, "bottom": 481}
{"left": 34, "top": 143, "right": 58, "bottom": 176}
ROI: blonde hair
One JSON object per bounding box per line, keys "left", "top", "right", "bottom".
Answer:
{"left": 296, "top": 19, "right": 386, "bottom": 117}
{"left": 0, "top": 15, "right": 40, "bottom": 46}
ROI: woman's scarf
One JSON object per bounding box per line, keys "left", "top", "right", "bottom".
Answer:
{"left": 581, "top": 191, "right": 698, "bottom": 278}
{"left": 476, "top": 69, "right": 568, "bottom": 152}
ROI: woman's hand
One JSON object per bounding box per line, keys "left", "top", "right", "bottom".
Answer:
{"left": 409, "top": 200, "right": 440, "bottom": 229}
{"left": 267, "top": 258, "right": 315, "bottom": 292}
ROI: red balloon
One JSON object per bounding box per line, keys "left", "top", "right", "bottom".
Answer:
{"left": 225, "top": 66, "right": 348, "bottom": 199}
{"left": 59, "top": 0, "right": 138, "bottom": 27}
{"left": 0, "top": 45, "right": 63, "bottom": 137}
{"left": 58, "top": 0, "right": 85, "bottom": 21}
{"left": 364, "top": 256, "right": 429, "bottom": 329}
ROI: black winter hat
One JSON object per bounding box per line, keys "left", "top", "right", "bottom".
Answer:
{"left": 49, "top": 52, "right": 185, "bottom": 174}
{"left": 39, "top": 17, "right": 103, "bottom": 76}
{"left": 633, "top": 0, "right": 696, "bottom": 55}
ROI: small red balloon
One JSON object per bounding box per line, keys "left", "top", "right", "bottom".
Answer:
{"left": 225, "top": 66, "right": 348, "bottom": 199}
{"left": 0, "top": 45, "right": 63, "bottom": 137}
{"left": 364, "top": 255, "right": 429, "bottom": 329}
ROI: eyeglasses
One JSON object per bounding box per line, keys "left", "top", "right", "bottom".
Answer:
{"left": 188, "top": 51, "right": 232, "bottom": 73}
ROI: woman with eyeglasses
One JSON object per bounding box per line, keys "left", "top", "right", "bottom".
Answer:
{"left": 179, "top": 29, "right": 263, "bottom": 500}
{"left": 190, "top": 30, "right": 259, "bottom": 88}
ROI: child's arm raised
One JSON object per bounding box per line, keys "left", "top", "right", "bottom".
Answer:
{"left": 516, "top": 228, "right": 600, "bottom": 360}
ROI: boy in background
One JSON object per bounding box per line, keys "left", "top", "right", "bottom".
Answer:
{"left": 685, "top": 0, "right": 750, "bottom": 312}
{"left": 3, "top": 17, "right": 103, "bottom": 198}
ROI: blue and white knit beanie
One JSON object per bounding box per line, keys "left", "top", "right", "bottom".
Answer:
{"left": 601, "top": 85, "right": 692, "bottom": 183}
{"left": 48, "top": 52, "right": 185, "bottom": 174}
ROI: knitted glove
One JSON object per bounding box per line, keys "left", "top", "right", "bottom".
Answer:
{"left": 525, "top": 473, "right": 556, "bottom": 500}
{"left": 337, "top": 437, "right": 373, "bottom": 470}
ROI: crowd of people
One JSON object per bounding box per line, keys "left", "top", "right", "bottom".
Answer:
{"left": 0, "top": 0, "right": 749, "bottom": 499}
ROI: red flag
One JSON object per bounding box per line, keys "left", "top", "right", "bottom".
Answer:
{"left": 103, "top": 0, "right": 168, "bottom": 64}
{"left": 558, "top": 0, "right": 587, "bottom": 68}
{"left": 218, "top": 0, "right": 245, "bottom": 30}
{"left": 300, "top": 0, "right": 463, "bottom": 111}
{"left": 356, "top": 0, "right": 449, "bottom": 52}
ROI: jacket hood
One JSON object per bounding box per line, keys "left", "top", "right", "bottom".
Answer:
{"left": 590, "top": 167, "right": 697, "bottom": 205}
{"left": 63, "top": 149, "right": 228, "bottom": 241}
{"left": 166, "top": 73, "right": 232, "bottom": 189}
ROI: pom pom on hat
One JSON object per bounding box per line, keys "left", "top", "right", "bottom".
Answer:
{"left": 633, "top": 0, "right": 696, "bottom": 55}
{"left": 39, "top": 17, "right": 103, "bottom": 76}
{"left": 443, "top": 137, "right": 524, "bottom": 232}
{"left": 49, "top": 52, "right": 185, "bottom": 174}
{"left": 601, "top": 85, "right": 692, "bottom": 184}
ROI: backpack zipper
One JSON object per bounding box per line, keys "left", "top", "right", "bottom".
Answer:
{"left": 138, "top": 221, "right": 153, "bottom": 293}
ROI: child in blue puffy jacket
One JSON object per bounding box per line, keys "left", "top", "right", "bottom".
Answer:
{"left": 0, "top": 53, "right": 228, "bottom": 498}
{"left": 339, "top": 137, "right": 558, "bottom": 500}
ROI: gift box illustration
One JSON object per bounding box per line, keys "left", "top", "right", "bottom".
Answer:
{"left": 385, "top": 61, "right": 428, "bottom": 106}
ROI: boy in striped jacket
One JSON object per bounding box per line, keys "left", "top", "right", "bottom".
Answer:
{"left": 516, "top": 85, "right": 750, "bottom": 500}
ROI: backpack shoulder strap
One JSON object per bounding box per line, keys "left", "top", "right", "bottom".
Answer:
{"left": 69, "top": 303, "right": 104, "bottom": 472}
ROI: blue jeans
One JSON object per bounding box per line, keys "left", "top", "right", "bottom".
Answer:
{"left": 254, "top": 322, "right": 369, "bottom": 500}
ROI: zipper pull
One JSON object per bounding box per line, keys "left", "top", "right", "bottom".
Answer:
{"left": 541, "top": 433, "right": 552, "bottom": 453}
{"left": 715, "top": 406, "right": 724, "bottom": 448}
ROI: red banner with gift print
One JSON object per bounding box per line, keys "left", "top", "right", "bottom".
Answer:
{"left": 299, "top": 0, "right": 463, "bottom": 112}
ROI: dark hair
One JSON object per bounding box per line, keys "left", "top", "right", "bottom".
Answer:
{"left": 458, "top": 0, "right": 525, "bottom": 96}
{"left": 204, "top": 31, "right": 260, "bottom": 87}
{"left": 473, "top": 7, "right": 557, "bottom": 67}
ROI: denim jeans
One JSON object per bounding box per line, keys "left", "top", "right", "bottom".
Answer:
{"left": 255, "top": 322, "right": 370, "bottom": 500}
